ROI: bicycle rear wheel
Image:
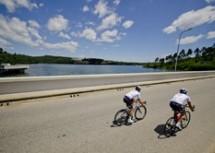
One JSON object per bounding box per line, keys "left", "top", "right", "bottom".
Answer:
{"left": 181, "top": 111, "right": 191, "bottom": 129}
{"left": 164, "top": 117, "right": 176, "bottom": 137}
{"left": 134, "top": 105, "right": 147, "bottom": 120}
{"left": 113, "top": 109, "right": 128, "bottom": 126}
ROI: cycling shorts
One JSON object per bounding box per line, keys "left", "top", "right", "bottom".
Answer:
{"left": 123, "top": 96, "right": 133, "bottom": 109}
{"left": 170, "top": 101, "right": 184, "bottom": 112}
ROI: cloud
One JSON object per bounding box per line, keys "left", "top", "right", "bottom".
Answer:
{"left": 0, "top": 15, "right": 42, "bottom": 47}
{"left": 163, "top": 6, "right": 215, "bottom": 34}
{"left": 99, "top": 29, "right": 120, "bottom": 43}
{"left": 207, "top": 30, "right": 215, "bottom": 39}
{"left": 47, "top": 15, "right": 69, "bottom": 32}
{"left": 75, "top": 22, "right": 84, "bottom": 28}
{"left": 180, "top": 34, "right": 203, "bottom": 45}
{"left": 83, "top": 5, "right": 89, "bottom": 12}
{"left": 0, "top": 0, "right": 41, "bottom": 13}
{"left": 70, "top": 31, "right": 79, "bottom": 37}
{"left": 39, "top": 3, "right": 44, "bottom": 7}
{"left": 80, "top": 28, "right": 97, "bottom": 41}
{"left": 86, "top": 21, "right": 95, "bottom": 26}
{"left": 59, "top": 32, "right": 71, "bottom": 40}
{"left": 97, "top": 13, "right": 122, "bottom": 30}
{"left": 0, "top": 15, "right": 78, "bottom": 53}
{"left": 0, "top": 37, "right": 11, "bottom": 47}
{"left": 113, "top": 0, "right": 121, "bottom": 6}
{"left": 42, "top": 41, "right": 78, "bottom": 53}
{"left": 122, "top": 20, "right": 134, "bottom": 29}
{"left": 28, "top": 20, "right": 40, "bottom": 29}
{"left": 94, "top": 0, "right": 112, "bottom": 18}
{"left": 205, "top": 0, "right": 215, "bottom": 3}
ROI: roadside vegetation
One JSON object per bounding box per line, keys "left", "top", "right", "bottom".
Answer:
{"left": 0, "top": 48, "right": 142, "bottom": 65}
{"left": 144, "top": 44, "right": 215, "bottom": 71}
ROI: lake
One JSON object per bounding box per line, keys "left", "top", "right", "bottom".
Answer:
{"left": 22, "top": 64, "right": 163, "bottom": 76}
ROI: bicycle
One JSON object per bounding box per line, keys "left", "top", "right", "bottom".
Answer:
{"left": 113, "top": 101, "right": 147, "bottom": 126}
{"left": 164, "top": 104, "right": 195, "bottom": 137}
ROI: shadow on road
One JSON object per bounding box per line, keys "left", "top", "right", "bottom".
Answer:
{"left": 154, "top": 124, "right": 176, "bottom": 139}
{"left": 110, "top": 120, "right": 132, "bottom": 128}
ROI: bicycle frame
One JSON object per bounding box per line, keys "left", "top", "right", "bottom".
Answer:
{"left": 173, "top": 105, "right": 190, "bottom": 122}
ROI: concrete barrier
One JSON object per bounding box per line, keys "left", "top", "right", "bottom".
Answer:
{"left": 0, "top": 74, "right": 215, "bottom": 103}
{"left": 1, "top": 71, "right": 215, "bottom": 82}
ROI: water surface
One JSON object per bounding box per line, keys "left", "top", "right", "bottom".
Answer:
{"left": 25, "top": 64, "right": 163, "bottom": 76}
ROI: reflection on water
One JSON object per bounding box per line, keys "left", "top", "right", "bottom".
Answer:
{"left": 23, "top": 64, "right": 162, "bottom": 76}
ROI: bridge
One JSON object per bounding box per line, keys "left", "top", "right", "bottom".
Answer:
{"left": 0, "top": 72, "right": 215, "bottom": 153}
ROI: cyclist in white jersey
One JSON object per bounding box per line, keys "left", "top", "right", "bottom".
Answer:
{"left": 123, "top": 86, "right": 146, "bottom": 124}
{"left": 169, "top": 88, "right": 194, "bottom": 129}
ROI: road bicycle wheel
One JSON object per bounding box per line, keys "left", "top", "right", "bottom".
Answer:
{"left": 181, "top": 111, "right": 191, "bottom": 129}
{"left": 113, "top": 109, "right": 128, "bottom": 126}
{"left": 164, "top": 117, "right": 176, "bottom": 137}
{"left": 134, "top": 105, "right": 147, "bottom": 120}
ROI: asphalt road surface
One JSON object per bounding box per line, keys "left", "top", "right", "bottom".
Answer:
{"left": 0, "top": 78, "right": 215, "bottom": 153}
{"left": 1, "top": 71, "right": 215, "bottom": 94}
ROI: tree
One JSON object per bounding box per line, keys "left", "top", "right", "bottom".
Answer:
{"left": 194, "top": 48, "right": 200, "bottom": 62}
{"left": 212, "top": 43, "right": 215, "bottom": 48}
{"left": 186, "top": 49, "right": 193, "bottom": 57}
{"left": 159, "top": 58, "right": 165, "bottom": 64}
{"left": 82, "top": 58, "right": 104, "bottom": 64}
{"left": 202, "top": 47, "right": 215, "bottom": 61}
{"left": 194, "top": 48, "right": 200, "bottom": 57}
{"left": 173, "top": 53, "right": 177, "bottom": 59}
{"left": 179, "top": 49, "right": 186, "bottom": 60}
{"left": 155, "top": 57, "right": 159, "bottom": 63}
{"left": 201, "top": 47, "right": 208, "bottom": 60}
{"left": 165, "top": 55, "right": 173, "bottom": 63}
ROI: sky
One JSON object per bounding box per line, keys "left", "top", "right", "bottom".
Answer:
{"left": 0, "top": 0, "right": 215, "bottom": 62}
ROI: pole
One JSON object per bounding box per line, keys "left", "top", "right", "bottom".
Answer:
{"left": 174, "top": 28, "right": 192, "bottom": 71}
{"left": 174, "top": 31, "right": 183, "bottom": 71}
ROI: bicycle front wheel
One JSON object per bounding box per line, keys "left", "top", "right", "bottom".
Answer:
{"left": 134, "top": 105, "right": 147, "bottom": 120}
{"left": 113, "top": 109, "right": 128, "bottom": 126}
{"left": 181, "top": 111, "right": 191, "bottom": 129}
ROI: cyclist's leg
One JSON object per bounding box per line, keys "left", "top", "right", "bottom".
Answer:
{"left": 170, "top": 101, "right": 178, "bottom": 121}
{"left": 128, "top": 100, "right": 134, "bottom": 117}
{"left": 177, "top": 108, "right": 186, "bottom": 122}
{"left": 123, "top": 97, "right": 133, "bottom": 117}
{"left": 170, "top": 101, "right": 183, "bottom": 129}
{"left": 175, "top": 105, "right": 185, "bottom": 129}
{"left": 174, "top": 111, "right": 179, "bottom": 122}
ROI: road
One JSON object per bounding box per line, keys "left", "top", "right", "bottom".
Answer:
{"left": 0, "top": 78, "right": 215, "bottom": 153}
{"left": 1, "top": 71, "right": 215, "bottom": 94}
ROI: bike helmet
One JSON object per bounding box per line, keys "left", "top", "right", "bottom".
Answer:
{"left": 135, "top": 86, "right": 141, "bottom": 92}
{"left": 180, "top": 88, "right": 188, "bottom": 94}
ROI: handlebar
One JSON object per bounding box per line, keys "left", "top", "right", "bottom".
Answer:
{"left": 185, "top": 104, "right": 195, "bottom": 111}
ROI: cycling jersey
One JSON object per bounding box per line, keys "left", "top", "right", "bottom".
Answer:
{"left": 125, "top": 90, "right": 141, "bottom": 101}
{"left": 170, "top": 93, "right": 191, "bottom": 106}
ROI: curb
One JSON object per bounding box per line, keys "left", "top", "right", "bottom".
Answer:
{"left": 0, "top": 75, "right": 215, "bottom": 103}
{"left": 1, "top": 71, "right": 215, "bottom": 83}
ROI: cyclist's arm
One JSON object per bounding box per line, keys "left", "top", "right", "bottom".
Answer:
{"left": 188, "top": 101, "right": 194, "bottom": 112}
{"left": 138, "top": 98, "right": 146, "bottom": 106}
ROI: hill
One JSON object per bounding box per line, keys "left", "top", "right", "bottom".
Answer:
{"left": 0, "top": 48, "right": 142, "bottom": 65}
